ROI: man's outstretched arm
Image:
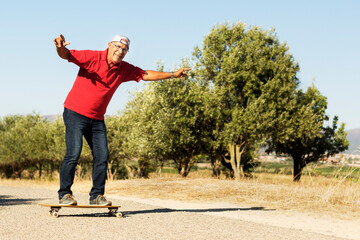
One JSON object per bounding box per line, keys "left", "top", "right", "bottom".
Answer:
{"left": 142, "top": 68, "right": 191, "bottom": 81}
{"left": 54, "top": 34, "right": 70, "bottom": 60}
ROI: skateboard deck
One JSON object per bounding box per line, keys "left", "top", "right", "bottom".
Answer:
{"left": 38, "top": 203, "right": 122, "bottom": 218}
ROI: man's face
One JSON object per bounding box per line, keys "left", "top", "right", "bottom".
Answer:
{"left": 107, "top": 40, "right": 129, "bottom": 64}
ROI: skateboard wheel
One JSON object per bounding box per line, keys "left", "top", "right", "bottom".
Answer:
{"left": 52, "top": 211, "right": 59, "bottom": 218}
{"left": 115, "top": 212, "right": 122, "bottom": 218}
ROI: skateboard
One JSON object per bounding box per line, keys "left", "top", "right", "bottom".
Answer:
{"left": 38, "top": 203, "right": 122, "bottom": 218}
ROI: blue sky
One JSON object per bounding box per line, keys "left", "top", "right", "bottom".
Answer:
{"left": 0, "top": 0, "right": 359, "bottom": 129}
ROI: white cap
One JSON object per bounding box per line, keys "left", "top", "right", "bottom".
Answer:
{"left": 111, "top": 35, "right": 130, "bottom": 49}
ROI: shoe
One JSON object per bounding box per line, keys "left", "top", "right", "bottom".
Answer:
{"left": 59, "top": 194, "right": 77, "bottom": 205}
{"left": 90, "top": 195, "right": 112, "bottom": 206}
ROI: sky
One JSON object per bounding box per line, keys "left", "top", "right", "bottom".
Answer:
{"left": 0, "top": 0, "right": 359, "bottom": 130}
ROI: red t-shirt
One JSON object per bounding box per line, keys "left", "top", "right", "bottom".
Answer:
{"left": 64, "top": 49, "right": 145, "bottom": 120}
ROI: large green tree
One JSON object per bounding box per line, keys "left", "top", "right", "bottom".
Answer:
{"left": 267, "top": 85, "right": 349, "bottom": 181}
{"left": 192, "top": 22, "right": 302, "bottom": 179}
{"left": 123, "top": 67, "right": 214, "bottom": 177}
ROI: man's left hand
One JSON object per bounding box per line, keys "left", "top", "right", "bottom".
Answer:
{"left": 174, "top": 68, "right": 191, "bottom": 78}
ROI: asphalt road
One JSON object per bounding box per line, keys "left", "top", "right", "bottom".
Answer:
{"left": 0, "top": 185, "right": 348, "bottom": 240}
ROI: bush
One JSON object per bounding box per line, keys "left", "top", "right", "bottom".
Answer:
{"left": 0, "top": 161, "right": 30, "bottom": 179}
{"left": 138, "top": 159, "right": 156, "bottom": 178}
{"left": 116, "top": 164, "right": 129, "bottom": 180}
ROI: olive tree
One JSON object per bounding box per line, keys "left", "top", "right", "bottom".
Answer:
{"left": 193, "top": 22, "right": 302, "bottom": 179}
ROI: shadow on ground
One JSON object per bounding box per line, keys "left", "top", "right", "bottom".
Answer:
{"left": 122, "top": 206, "right": 275, "bottom": 218}
{"left": 0, "top": 195, "right": 44, "bottom": 206}
{"left": 116, "top": 207, "right": 275, "bottom": 217}
{"left": 42, "top": 207, "right": 274, "bottom": 218}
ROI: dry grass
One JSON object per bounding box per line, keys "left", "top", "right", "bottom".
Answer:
{"left": 78, "top": 170, "right": 360, "bottom": 219}
{"left": 105, "top": 173, "right": 360, "bottom": 218}
{"left": 1, "top": 170, "right": 359, "bottom": 220}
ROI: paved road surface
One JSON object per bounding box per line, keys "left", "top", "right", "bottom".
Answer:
{"left": 0, "top": 185, "right": 349, "bottom": 240}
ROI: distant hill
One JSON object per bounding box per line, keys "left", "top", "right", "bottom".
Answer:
{"left": 42, "top": 115, "right": 60, "bottom": 122}
{"left": 345, "top": 128, "right": 360, "bottom": 154}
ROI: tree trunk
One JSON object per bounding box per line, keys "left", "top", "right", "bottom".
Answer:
{"left": 156, "top": 159, "right": 164, "bottom": 175}
{"left": 229, "top": 144, "right": 240, "bottom": 179}
{"left": 180, "top": 166, "right": 189, "bottom": 177}
{"left": 235, "top": 145, "right": 245, "bottom": 178}
{"left": 293, "top": 155, "right": 303, "bottom": 182}
{"left": 50, "top": 162, "right": 54, "bottom": 178}
{"left": 38, "top": 162, "right": 42, "bottom": 178}
{"left": 107, "top": 162, "right": 116, "bottom": 181}
{"left": 229, "top": 144, "right": 245, "bottom": 180}
{"left": 158, "top": 161, "right": 164, "bottom": 175}
{"left": 155, "top": 158, "right": 159, "bottom": 175}
{"left": 211, "top": 157, "right": 221, "bottom": 178}
{"left": 178, "top": 158, "right": 192, "bottom": 177}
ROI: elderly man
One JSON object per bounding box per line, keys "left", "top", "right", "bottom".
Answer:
{"left": 54, "top": 34, "right": 190, "bottom": 205}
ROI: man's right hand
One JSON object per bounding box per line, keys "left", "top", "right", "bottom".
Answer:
{"left": 54, "top": 34, "right": 70, "bottom": 60}
{"left": 54, "top": 34, "right": 70, "bottom": 48}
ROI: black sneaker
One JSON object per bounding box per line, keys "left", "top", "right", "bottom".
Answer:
{"left": 59, "top": 194, "right": 77, "bottom": 205}
{"left": 90, "top": 195, "right": 112, "bottom": 206}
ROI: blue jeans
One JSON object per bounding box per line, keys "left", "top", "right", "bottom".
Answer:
{"left": 58, "top": 108, "right": 109, "bottom": 200}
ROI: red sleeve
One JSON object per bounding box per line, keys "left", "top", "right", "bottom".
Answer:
{"left": 68, "top": 50, "right": 98, "bottom": 70}
{"left": 123, "top": 62, "right": 146, "bottom": 82}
